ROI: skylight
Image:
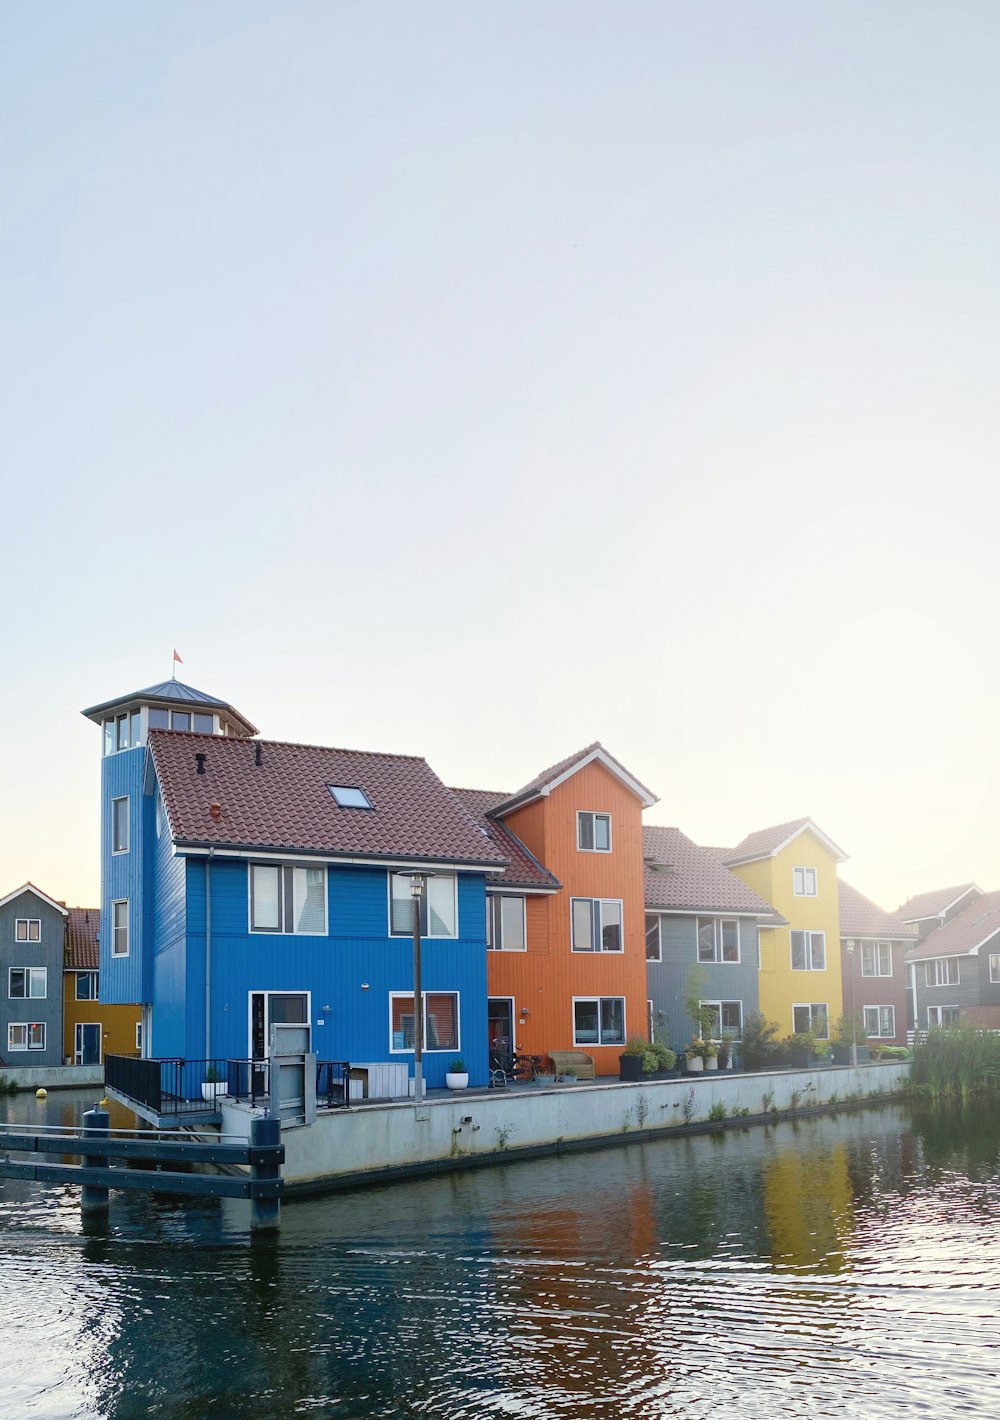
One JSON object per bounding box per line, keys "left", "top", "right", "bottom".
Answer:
{"left": 328, "top": 785, "right": 373, "bottom": 810}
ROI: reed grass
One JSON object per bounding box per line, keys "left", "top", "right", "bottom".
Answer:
{"left": 909, "top": 1026, "right": 1000, "bottom": 1100}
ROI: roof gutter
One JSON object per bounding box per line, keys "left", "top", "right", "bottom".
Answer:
{"left": 172, "top": 842, "right": 509, "bottom": 874}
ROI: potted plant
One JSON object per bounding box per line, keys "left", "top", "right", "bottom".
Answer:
{"left": 641, "top": 1042, "right": 678, "bottom": 1079}
{"left": 740, "top": 1012, "right": 781, "bottom": 1072}
{"left": 201, "top": 1064, "right": 228, "bottom": 1102}
{"left": 534, "top": 1068, "right": 556, "bottom": 1087}
{"left": 717, "top": 1034, "right": 738, "bottom": 1071}
{"left": 831, "top": 1013, "right": 870, "bottom": 1065}
{"left": 445, "top": 1058, "right": 469, "bottom": 1090}
{"left": 703, "top": 1040, "right": 720, "bottom": 1071}
{"left": 619, "top": 1036, "right": 649, "bottom": 1083}
{"left": 560, "top": 1067, "right": 578, "bottom": 1085}
{"left": 686, "top": 1037, "right": 707, "bottom": 1073}
{"left": 782, "top": 1032, "right": 817, "bottom": 1069}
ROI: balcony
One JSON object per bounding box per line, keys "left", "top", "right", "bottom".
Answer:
{"left": 104, "top": 1056, "right": 351, "bottom": 1128}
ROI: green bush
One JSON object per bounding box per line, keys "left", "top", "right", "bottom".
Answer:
{"left": 910, "top": 1026, "right": 1000, "bottom": 1098}
{"left": 741, "top": 1012, "right": 782, "bottom": 1070}
{"left": 707, "top": 1101, "right": 727, "bottom": 1122}
{"left": 622, "top": 1036, "right": 650, "bottom": 1057}
{"left": 641, "top": 1042, "right": 677, "bottom": 1073}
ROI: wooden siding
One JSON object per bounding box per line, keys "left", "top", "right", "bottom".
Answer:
{"left": 62, "top": 972, "right": 141, "bottom": 1062}
{"left": 489, "top": 760, "right": 646, "bottom": 1073}
{"left": 0, "top": 890, "right": 65, "bottom": 1067}
{"left": 840, "top": 938, "right": 909, "bottom": 1046}
{"left": 646, "top": 914, "right": 760, "bottom": 1049}
{"left": 912, "top": 953, "right": 980, "bottom": 1028}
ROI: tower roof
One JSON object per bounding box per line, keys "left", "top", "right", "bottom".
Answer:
{"left": 81, "top": 679, "right": 258, "bottom": 735}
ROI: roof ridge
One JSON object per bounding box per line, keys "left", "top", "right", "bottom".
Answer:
{"left": 149, "top": 729, "right": 428, "bottom": 762}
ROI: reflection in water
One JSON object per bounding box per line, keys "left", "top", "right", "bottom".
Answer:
{"left": 2, "top": 1092, "right": 1000, "bottom": 1418}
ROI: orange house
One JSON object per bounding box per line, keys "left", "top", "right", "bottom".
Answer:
{"left": 63, "top": 907, "right": 142, "bottom": 1066}
{"left": 455, "top": 743, "right": 656, "bottom": 1076}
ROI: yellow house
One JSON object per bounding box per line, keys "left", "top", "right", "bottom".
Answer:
{"left": 719, "top": 818, "right": 846, "bottom": 1040}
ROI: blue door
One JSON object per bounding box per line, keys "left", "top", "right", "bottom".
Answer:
{"left": 75, "top": 1023, "right": 101, "bottom": 1065}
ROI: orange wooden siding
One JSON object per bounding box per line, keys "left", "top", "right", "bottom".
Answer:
{"left": 63, "top": 971, "right": 141, "bottom": 1063}
{"left": 488, "top": 760, "right": 647, "bottom": 1073}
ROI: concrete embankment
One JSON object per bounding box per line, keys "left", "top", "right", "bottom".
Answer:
{"left": 222, "top": 1060, "right": 909, "bottom": 1195}
{"left": 1, "top": 1065, "right": 105, "bottom": 1091}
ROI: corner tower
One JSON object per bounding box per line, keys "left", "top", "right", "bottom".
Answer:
{"left": 81, "top": 680, "right": 257, "bottom": 1025}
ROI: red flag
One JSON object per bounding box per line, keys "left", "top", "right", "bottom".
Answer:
{"left": 173, "top": 649, "right": 183, "bottom": 664}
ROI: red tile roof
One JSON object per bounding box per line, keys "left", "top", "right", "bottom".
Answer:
{"left": 897, "top": 883, "right": 982, "bottom": 923}
{"left": 723, "top": 817, "right": 848, "bottom": 865}
{"left": 644, "top": 826, "right": 785, "bottom": 921}
{"left": 838, "top": 881, "right": 917, "bottom": 941}
{"left": 450, "top": 789, "right": 561, "bottom": 892}
{"left": 66, "top": 908, "right": 100, "bottom": 970}
{"left": 493, "top": 742, "right": 657, "bottom": 814}
{"left": 148, "top": 732, "right": 509, "bottom": 870}
{"left": 905, "top": 890, "right": 1000, "bottom": 963}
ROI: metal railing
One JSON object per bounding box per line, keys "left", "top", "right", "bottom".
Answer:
{"left": 316, "top": 1060, "right": 351, "bottom": 1109}
{"left": 106, "top": 1055, "right": 353, "bottom": 1117}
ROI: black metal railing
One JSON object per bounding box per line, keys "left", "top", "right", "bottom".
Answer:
{"left": 105, "top": 1054, "right": 165, "bottom": 1113}
{"left": 106, "top": 1056, "right": 354, "bottom": 1117}
{"left": 316, "top": 1060, "right": 351, "bottom": 1109}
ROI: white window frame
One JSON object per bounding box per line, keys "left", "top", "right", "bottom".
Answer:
{"left": 793, "top": 866, "right": 818, "bottom": 897}
{"left": 388, "top": 990, "right": 461, "bottom": 1053}
{"left": 388, "top": 873, "right": 459, "bottom": 940}
{"left": 790, "top": 930, "right": 826, "bottom": 971}
{"left": 14, "top": 919, "right": 41, "bottom": 943}
{"left": 863, "top": 1004, "right": 895, "bottom": 1038}
{"left": 990, "top": 954, "right": 1000, "bottom": 984}
{"left": 112, "top": 899, "right": 130, "bottom": 957}
{"left": 112, "top": 795, "right": 130, "bottom": 854}
{"left": 645, "top": 914, "right": 662, "bottom": 963}
{"left": 577, "top": 811, "right": 612, "bottom": 853}
{"left": 248, "top": 864, "right": 329, "bottom": 936}
{"left": 76, "top": 971, "right": 99, "bottom": 1001}
{"left": 9, "top": 967, "right": 47, "bottom": 1000}
{"left": 924, "top": 957, "right": 960, "bottom": 988}
{"left": 700, "top": 999, "right": 744, "bottom": 1038}
{"left": 572, "top": 995, "right": 626, "bottom": 1047}
{"left": 487, "top": 895, "right": 527, "bottom": 952}
{"left": 697, "top": 918, "right": 740, "bottom": 964}
{"left": 8, "top": 1022, "right": 45, "bottom": 1051}
{"left": 861, "top": 941, "right": 892, "bottom": 977}
{"left": 792, "top": 1002, "right": 829, "bottom": 1038}
{"left": 927, "top": 1004, "right": 960, "bottom": 1027}
{"left": 570, "top": 897, "right": 624, "bottom": 953}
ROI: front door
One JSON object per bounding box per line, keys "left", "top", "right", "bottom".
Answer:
{"left": 75, "top": 1022, "right": 101, "bottom": 1065}
{"left": 249, "top": 992, "right": 311, "bottom": 1094}
{"left": 488, "top": 998, "right": 515, "bottom": 1057}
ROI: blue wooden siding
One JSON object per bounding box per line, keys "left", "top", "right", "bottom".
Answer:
{"left": 149, "top": 784, "right": 188, "bottom": 1059}
{"left": 99, "top": 746, "right": 147, "bottom": 1005}
{"left": 171, "top": 861, "right": 490, "bottom": 1088}
{"left": 646, "top": 914, "right": 760, "bottom": 1049}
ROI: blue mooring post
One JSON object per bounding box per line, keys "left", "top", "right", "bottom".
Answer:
{"left": 81, "top": 1105, "right": 110, "bottom": 1216}
{"left": 250, "top": 1115, "right": 281, "bottom": 1232}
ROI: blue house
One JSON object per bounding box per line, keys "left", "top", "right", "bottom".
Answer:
{"left": 82, "top": 679, "right": 507, "bottom": 1098}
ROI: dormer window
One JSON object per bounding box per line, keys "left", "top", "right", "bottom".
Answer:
{"left": 578, "top": 812, "right": 612, "bottom": 853}
{"left": 793, "top": 867, "right": 817, "bottom": 897}
{"left": 328, "top": 785, "right": 373, "bottom": 810}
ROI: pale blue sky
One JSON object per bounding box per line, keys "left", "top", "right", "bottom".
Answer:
{"left": 2, "top": 2, "right": 999, "bottom": 907}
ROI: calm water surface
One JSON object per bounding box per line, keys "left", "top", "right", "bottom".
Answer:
{"left": 1, "top": 1090, "right": 999, "bottom": 1418}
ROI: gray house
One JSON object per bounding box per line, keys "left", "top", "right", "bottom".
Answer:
{"left": 0, "top": 883, "right": 67, "bottom": 1068}
{"left": 644, "top": 827, "right": 781, "bottom": 1050}
{"left": 905, "top": 887, "right": 1000, "bottom": 1031}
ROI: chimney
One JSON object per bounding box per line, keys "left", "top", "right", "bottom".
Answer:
{"left": 254, "top": 743, "right": 263, "bottom": 767}
{"left": 210, "top": 802, "right": 222, "bottom": 819}
{"left": 195, "top": 752, "right": 207, "bottom": 776}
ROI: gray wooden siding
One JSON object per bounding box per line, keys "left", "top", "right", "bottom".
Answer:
{"left": 913, "top": 954, "right": 980, "bottom": 1027}
{"left": 646, "top": 913, "right": 760, "bottom": 1050}
{"left": 0, "top": 890, "right": 65, "bottom": 1067}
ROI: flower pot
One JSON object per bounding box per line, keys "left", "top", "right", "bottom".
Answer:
{"left": 687, "top": 1056, "right": 704, "bottom": 1073}
{"left": 201, "top": 1082, "right": 228, "bottom": 1102}
{"left": 704, "top": 1057, "right": 719, "bottom": 1071}
{"left": 651, "top": 1069, "right": 679, "bottom": 1081}
{"left": 560, "top": 1076, "right": 579, "bottom": 1085}
{"left": 445, "top": 1072, "right": 469, "bottom": 1090}
{"left": 534, "top": 1074, "right": 556, "bottom": 1087}
{"left": 618, "top": 1054, "right": 644, "bottom": 1083}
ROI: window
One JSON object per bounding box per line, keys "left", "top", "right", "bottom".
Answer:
{"left": 571, "top": 898, "right": 623, "bottom": 952}
{"left": 9, "top": 967, "right": 47, "bottom": 999}
{"left": 487, "top": 895, "right": 526, "bottom": 951}
{"left": 925, "top": 958, "right": 960, "bottom": 988}
{"left": 8, "top": 1023, "right": 45, "bottom": 1051}
{"left": 15, "top": 919, "right": 41, "bottom": 943}
{"left": 573, "top": 997, "right": 625, "bottom": 1046}
{"left": 791, "top": 931, "right": 826, "bottom": 971}
{"left": 991, "top": 954, "right": 1000, "bottom": 984}
{"left": 171, "top": 711, "right": 190, "bottom": 731}
{"left": 861, "top": 941, "right": 892, "bottom": 977}
{"left": 793, "top": 867, "right": 817, "bottom": 896}
{"left": 389, "top": 992, "right": 459, "bottom": 1051}
{"left": 928, "top": 1005, "right": 960, "bottom": 1027}
{"left": 328, "top": 785, "right": 373, "bottom": 810}
{"left": 76, "top": 971, "right": 99, "bottom": 1001}
{"left": 864, "top": 1005, "right": 895, "bottom": 1038}
{"left": 577, "top": 812, "right": 612, "bottom": 853}
{"left": 112, "top": 900, "right": 130, "bottom": 957}
{"left": 389, "top": 874, "right": 458, "bottom": 938}
{"left": 697, "top": 918, "right": 740, "bottom": 964}
{"left": 700, "top": 1000, "right": 744, "bottom": 1037}
{"left": 112, "top": 796, "right": 130, "bottom": 853}
{"left": 192, "top": 713, "right": 213, "bottom": 734}
{"left": 148, "top": 708, "right": 169, "bottom": 730}
{"left": 249, "top": 865, "right": 327, "bottom": 935}
{"left": 645, "top": 914, "right": 662, "bottom": 963}
{"left": 793, "top": 1003, "right": 829, "bottom": 1038}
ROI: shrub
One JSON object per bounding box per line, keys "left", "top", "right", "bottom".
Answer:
{"left": 741, "top": 1012, "right": 782, "bottom": 1070}
{"left": 707, "top": 1102, "right": 727, "bottom": 1122}
{"left": 641, "top": 1042, "right": 677, "bottom": 1073}
{"left": 833, "top": 1012, "right": 869, "bottom": 1048}
{"left": 622, "top": 1037, "right": 650, "bottom": 1057}
{"left": 449, "top": 1058, "right": 465, "bottom": 1073}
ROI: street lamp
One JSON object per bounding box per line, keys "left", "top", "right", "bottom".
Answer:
{"left": 397, "top": 872, "right": 428, "bottom": 1101}
{"left": 846, "top": 939, "right": 858, "bottom": 1066}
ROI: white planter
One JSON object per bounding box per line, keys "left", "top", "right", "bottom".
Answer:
{"left": 560, "top": 1076, "right": 578, "bottom": 1085}
{"left": 201, "top": 1082, "right": 229, "bottom": 1102}
{"left": 534, "top": 1074, "right": 556, "bottom": 1087}
{"left": 705, "top": 1057, "right": 719, "bottom": 1072}
{"left": 687, "top": 1056, "right": 704, "bottom": 1073}
{"left": 445, "top": 1072, "right": 469, "bottom": 1090}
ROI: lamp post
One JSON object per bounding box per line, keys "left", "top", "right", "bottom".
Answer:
{"left": 400, "top": 872, "right": 427, "bottom": 1102}
{"left": 846, "top": 939, "right": 857, "bottom": 1066}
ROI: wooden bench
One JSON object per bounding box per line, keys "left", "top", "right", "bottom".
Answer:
{"left": 549, "top": 1050, "right": 596, "bottom": 1080}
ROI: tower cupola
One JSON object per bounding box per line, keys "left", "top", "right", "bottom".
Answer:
{"left": 82, "top": 679, "right": 257, "bottom": 755}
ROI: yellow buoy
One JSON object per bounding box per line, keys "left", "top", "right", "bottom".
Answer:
{"left": 100, "top": 1097, "right": 110, "bottom": 1107}
{"left": 35, "top": 1087, "right": 47, "bottom": 1099}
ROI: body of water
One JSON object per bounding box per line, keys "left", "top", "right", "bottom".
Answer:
{"left": 1, "top": 1089, "right": 998, "bottom": 1418}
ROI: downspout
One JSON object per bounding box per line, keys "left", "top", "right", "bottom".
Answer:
{"left": 205, "top": 846, "right": 214, "bottom": 1062}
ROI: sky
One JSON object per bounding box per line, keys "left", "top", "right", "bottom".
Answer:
{"left": 2, "top": 2, "right": 1000, "bottom": 911}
